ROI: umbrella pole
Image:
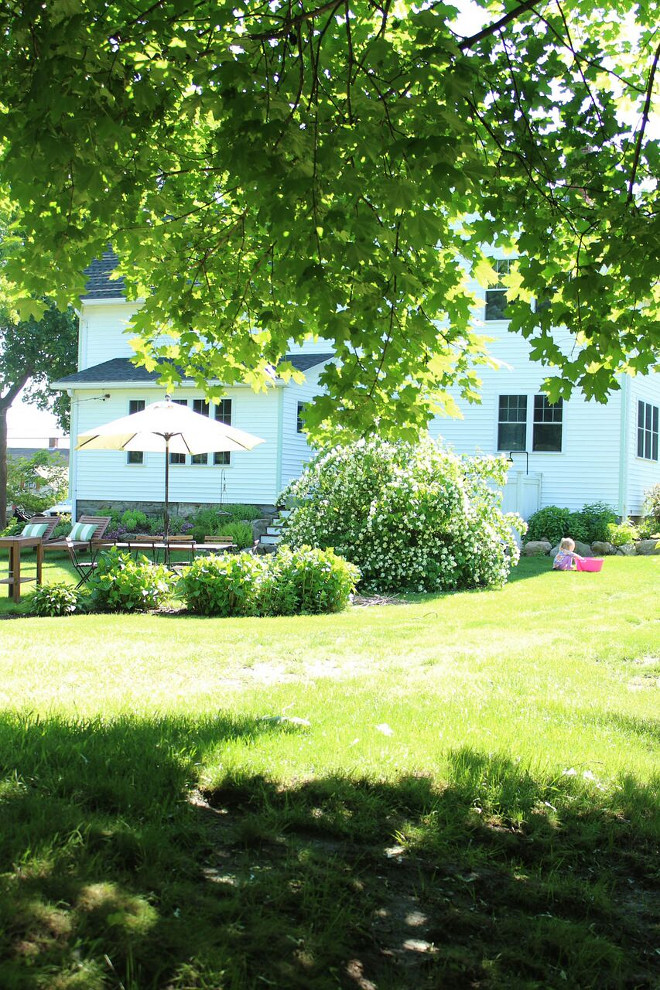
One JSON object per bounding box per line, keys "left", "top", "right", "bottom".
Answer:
{"left": 164, "top": 438, "right": 170, "bottom": 540}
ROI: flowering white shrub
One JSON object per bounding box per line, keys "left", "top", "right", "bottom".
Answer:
{"left": 280, "top": 436, "right": 525, "bottom": 593}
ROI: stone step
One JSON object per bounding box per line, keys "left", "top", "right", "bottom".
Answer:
{"left": 260, "top": 534, "right": 282, "bottom": 546}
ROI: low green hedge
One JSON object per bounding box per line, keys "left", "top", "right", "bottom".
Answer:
{"left": 86, "top": 548, "right": 177, "bottom": 613}
{"left": 179, "top": 546, "right": 360, "bottom": 617}
{"left": 525, "top": 502, "right": 617, "bottom": 546}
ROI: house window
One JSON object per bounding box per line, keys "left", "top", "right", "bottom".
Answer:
{"left": 296, "top": 401, "right": 307, "bottom": 434}
{"left": 485, "top": 260, "right": 511, "bottom": 321}
{"left": 191, "top": 399, "right": 210, "bottom": 465}
{"left": 534, "top": 287, "right": 554, "bottom": 314}
{"left": 169, "top": 399, "right": 187, "bottom": 464}
{"left": 127, "top": 400, "right": 145, "bottom": 464}
{"left": 533, "top": 395, "right": 563, "bottom": 451}
{"left": 497, "top": 395, "right": 527, "bottom": 451}
{"left": 213, "top": 398, "right": 232, "bottom": 466}
{"left": 637, "top": 401, "right": 659, "bottom": 461}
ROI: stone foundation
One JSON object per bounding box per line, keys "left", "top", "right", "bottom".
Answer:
{"left": 76, "top": 500, "right": 277, "bottom": 519}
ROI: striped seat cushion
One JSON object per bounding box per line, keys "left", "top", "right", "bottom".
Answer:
{"left": 21, "top": 523, "right": 49, "bottom": 538}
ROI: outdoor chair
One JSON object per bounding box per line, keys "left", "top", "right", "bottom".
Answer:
{"left": 20, "top": 515, "right": 61, "bottom": 542}
{"left": 165, "top": 534, "right": 195, "bottom": 568}
{"left": 67, "top": 542, "right": 101, "bottom": 589}
{"left": 41, "top": 516, "right": 112, "bottom": 586}
{"left": 43, "top": 516, "right": 112, "bottom": 555}
{"left": 128, "top": 534, "right": 159, "bottom": 561}
{"left": 196, "top": 535, "right": 238, "bottom": 555}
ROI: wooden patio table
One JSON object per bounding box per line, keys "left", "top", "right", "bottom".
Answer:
{"left": 0, "top": 535, "right": 45, "bottom": 603}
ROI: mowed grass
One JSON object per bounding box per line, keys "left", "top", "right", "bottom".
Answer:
{"left": 0, "top": 556, "right": 658, "bottom": 989}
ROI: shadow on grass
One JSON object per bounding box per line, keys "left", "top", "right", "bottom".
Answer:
{"left": 0, "top": 714, "right": 658, "bottom": 990}
{"left": 506, "top": 555, "right": 554, "bottom": 583}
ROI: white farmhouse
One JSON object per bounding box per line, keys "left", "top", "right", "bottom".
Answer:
{"left": 56, "top": 251, "right": 659, "bottom": 521}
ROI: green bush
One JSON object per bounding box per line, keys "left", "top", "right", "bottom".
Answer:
{"left": 575, "top": 502, "right": 617, "bottom": 543}
{"left": 179, "top": 547, "right": 359, "bottom": 616}
{"left": 86, "top": 548, "right": 177, "bottom": 613}
{"left": 644, "top": 483, "right": 660, "bottom": 524}
{"left": 120, "top": 508, "right": 150, "bottom": 533}
{"left": 0, "top": 520, "right": 23, "bottom": 537}
{"left": 525, "top": 501, "right": 617, "bottom": 547}
{"left": 188, "top": 505, "right": 263, "bottom": 541}
{"left": 259, "top": 546, "right": 360, "bottom": 615}
{"left": 222, "top": 503, "right": 263, "bottom": 522}
{"left": 279, "top": 436, "right": 524, "bottom": 593}
{"left": 188, "top": 507, "right": 224, "bottom": 540}
{"left": 218, "top": 521, "right": 254, "bottom": 549}
{"left": 606, "top": 519, "right": 640, "bottom": 547}
{"left": 28, "top": 582, "right": 87, "bottom": 617}
{"left": 524, "top": 506, "right": 572, "bottom": 545}
{"left": 566, "top": 510, "right": 589, "bottom": 544}
{"left": 638, "top": 517, "right": 660, "bottom": 539}
{"left": 51, "top": 515, "right": 73, "bottom": 539}
{"left": 179, "top": 553, "right": 267, "bottom": 617}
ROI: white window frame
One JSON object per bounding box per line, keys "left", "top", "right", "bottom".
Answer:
{"left": 127, "top": 399, "right": 146, "bottom": 464}
{"left": 485, "top": 260, "right": 511, "bottom": 321}
{"left": 637, "top": 401, "right": 659, "bottom": 461}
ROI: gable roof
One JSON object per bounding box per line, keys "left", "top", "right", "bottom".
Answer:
{"left": 55, "top": 354, "right": 334, "bottom": 388}
{"left": 281, "top": 353, "right": 335, "bottom": 373}
{"left": 82, "top": 249, "right": 125, "bottom": 299}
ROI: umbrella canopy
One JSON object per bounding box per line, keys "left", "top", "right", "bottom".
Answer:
{"left": 76, "top": 396, "right": 265, "bottom": 537}
{"left": 77, "top": 397, "right": 264, "bottom": 455}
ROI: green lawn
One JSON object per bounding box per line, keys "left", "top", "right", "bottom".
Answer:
{"left": 0, "top": 556, "right": 658, "bottom": 989}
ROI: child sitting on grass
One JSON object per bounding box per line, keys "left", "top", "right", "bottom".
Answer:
{"left": 553, "top": 537, "right": 584, "bottom": 571}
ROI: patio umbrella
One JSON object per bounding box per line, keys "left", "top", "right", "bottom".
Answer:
{"left": 76, "top": 396, "right": 265, "bottom": 537}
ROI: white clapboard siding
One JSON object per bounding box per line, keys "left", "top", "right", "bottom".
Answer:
{"left": 626, "top": 375, "right": 660, "bottom": 515}
{"left": 428, "top": 321, "right": 624, "bottom": 513}
{"left": 69, "top": 285, "right": 659, "bottom": 517}
{"left": 279, "top": 369, "right": 325, "bottom": 493}
{"left": 73, "top": 386, "right": 281, "bottom": 506}
{"left": 79, "top": 302, "right": 141, "bottom": 368}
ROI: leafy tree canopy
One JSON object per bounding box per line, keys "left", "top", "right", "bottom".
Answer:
{"left": 0, "top": 0, "right": 658, "bottom": 441}
{"left": 6, "top": 448, "right": 69, "bottom": 517}
{"left": 0, "top": 302, "right": 78, "bottom": 526}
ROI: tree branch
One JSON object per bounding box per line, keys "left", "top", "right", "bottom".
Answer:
{"left": 247, "top": 0, "right": 344, "bottom": 42}
{"left": 459, "top": 0, "right": 544, "bottom": 50}
{"left": 627, "top": 41, "right": 660, "bottom": 203}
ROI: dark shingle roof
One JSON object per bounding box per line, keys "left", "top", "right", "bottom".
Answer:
{"left": 82, "top": 249, "right": 125, "bottom": 299}
{"left": 285, "top": 353, "right": 334, "bottom": 372}
{"left": 80, "top": 255, "right": 335, "bottom": 374}
{"left": 57, "top": 359, "right": 161, "bottom": 385}
{"left": 56, "top": 354, "right": 334, "bottom": 386}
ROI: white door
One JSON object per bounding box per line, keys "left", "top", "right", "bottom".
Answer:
{"left": 502, "top": 471, "right": 542, "bottom": 520}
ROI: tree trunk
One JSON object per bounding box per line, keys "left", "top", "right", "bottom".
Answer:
{"left": 0, "top": 403, "right": 8, "bottom": 529}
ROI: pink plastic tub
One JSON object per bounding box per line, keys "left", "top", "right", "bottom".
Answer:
{"left": 576, "top": 558, "right": 604, "bottom": 573}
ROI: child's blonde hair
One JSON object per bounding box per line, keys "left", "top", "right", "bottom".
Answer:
{"left": 559, "top": 537, "right": 575, "bottom": 551}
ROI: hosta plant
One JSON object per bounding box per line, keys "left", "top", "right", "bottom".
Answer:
{"left": 179, "top": 553, "right": 267, "bottom": 617}
{"left": 28, "top": 582, "right": 87, "bottom": 617}
{"left": 179, "top": 547, "right": 359, "bottom": 616}
{"left": 279, "top": 436, "right": 524, "bottom": 593}
{"left": 606, "top": 520, "right": 640, "bottom": 548}
{"left": 259, "top": 546, "right": 360, "bottom": 615}
{"left": 86, "top": 548, "right": 176, "bottom": 613}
